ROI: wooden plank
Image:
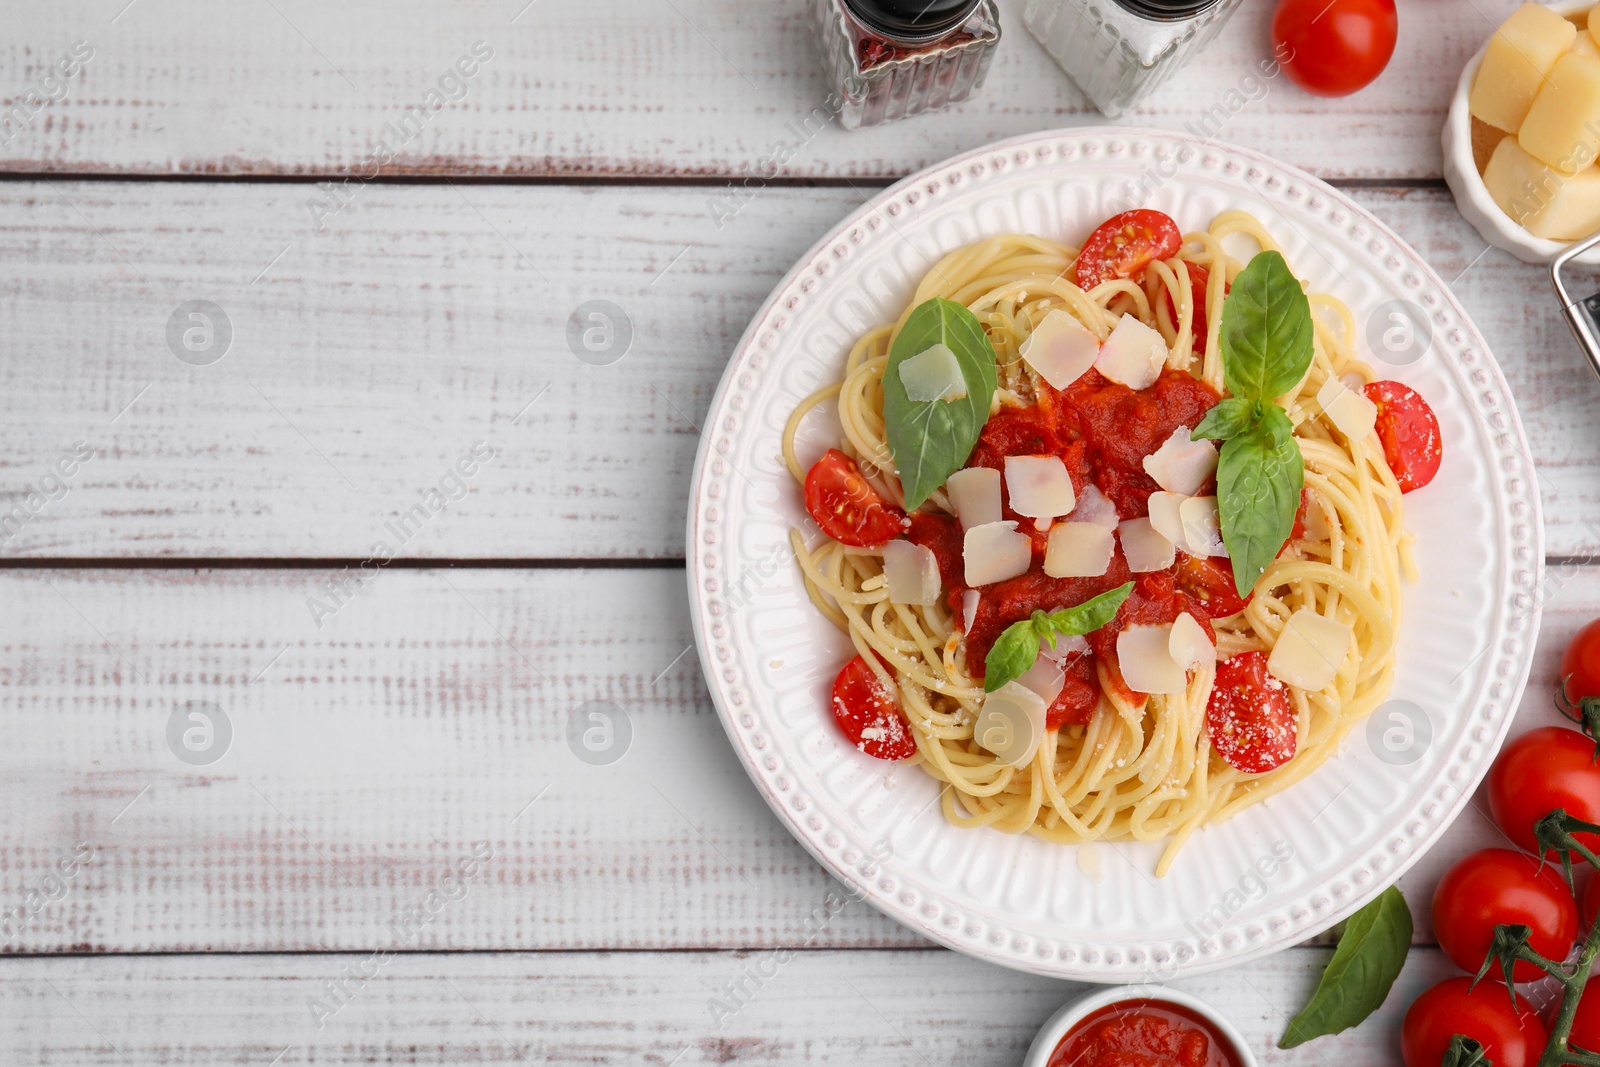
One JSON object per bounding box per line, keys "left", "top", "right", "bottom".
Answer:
{"left": 1, "top": 0, "right": 1495, "bottom": 181}
{"left": 0, "top": 181, "right": 1594, "bottom": 561}
{"left": 0, "top": 946, "right": 1454, "bottom": 1065}
{"left": 0, "top": 562, "right": 1592, "bottom": 955}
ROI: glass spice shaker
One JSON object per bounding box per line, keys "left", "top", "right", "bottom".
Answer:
{"left": 1023, "top": 0, "right": 1245, "bottom": 118}
{"left": 812, "top": 0, "right": 1002, "bottom": 130}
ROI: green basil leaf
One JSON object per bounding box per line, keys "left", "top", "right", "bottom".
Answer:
{"left": 984, "top": 620, "right": 1041, "bottom": 693}
{"left": 1044, "top": 582, "right": 1133, "bottom": 636}
{"left": 882, "top": 298, "right": 1000, "bottom": 509}
{"left": 1217, "top": 404, "right": 1303, "bottom": 598}
{"left": 1192, "top": 397, "right": 1260, "bottom": 442}
{"left": 1279, "top": 886, "right": 1413, "bottom": 1049}
{"left": 1219, "top": 251, "right": 1314, "bottom": 403}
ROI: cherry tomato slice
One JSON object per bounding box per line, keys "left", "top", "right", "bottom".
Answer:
{"left": 1175, "top": 552, "right": 1251, "bottom": 619}
{"left": 1364, "top": 380, "right": 1442, "bottom": 493}
{"left": 1073, "top": 210, "right": 1183, "bottom": 291}
{"left": 1273, "top": 0, "right": 1398, "bottom": 98}
{"left": 831, "top": 654, "right": 917, "bottom": 761}
{"left": 1206, "top": 651, "right": 1296, "bottom": 773}
{"left": 1162, "top": 263, "right": 1226, "bottom": 355}
{"left": 1486, "top": 726, "right": 1600, "bottom": 857}
{"left": 1562, "top": 617, "right": 1600, "bottom": 707}
{"left": 1401, "top": 977, "right": 1546, "bottom": 1067}
{"left": 804, "top": 449, "right": 907, "bottom": 547}
{"left": 1432, "top": 848, "right": 1579, "bottom": 983}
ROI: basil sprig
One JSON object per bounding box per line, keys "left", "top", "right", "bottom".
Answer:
{"left": 1279, "top": 886, "right": 1412, "bottom": 1048}
{"left": 1191, "top": 251, "right": 1314, "bottom": 598}
{"left": 982, "top": 583, "right": 1133, "bottom": 693}
{"left": 882, "top": 298, "right": 999, "bottom": 509}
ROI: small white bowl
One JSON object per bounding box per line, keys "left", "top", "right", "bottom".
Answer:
{"left": 1442, "top": 0, "right": 1600, "bottom": 266}
{"left": 1022, "top": 985, "right": 1260, "bottom": 1067}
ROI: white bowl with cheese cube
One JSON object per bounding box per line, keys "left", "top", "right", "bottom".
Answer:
{"left": 1445, "top": 0, "right": 1600, "bottom": 264}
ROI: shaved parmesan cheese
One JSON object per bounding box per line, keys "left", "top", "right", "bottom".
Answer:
{"left": 1267, "top": 608, "right": 1352, "bottom": 691}
{"left": 1302, "top": 489, "right": 1331, "bottom": 542}
{"left": 1044, "top": 521, "right": 1114, "bottom": 578}
{"left": 961, "top": 589, "right": 980, "bottom": 633}
{"left": 898, "top": 343, "right": 967, "bottom": 403}
{"left": 1147, "top": 490, "right": 1188, "bottom": 547}
{"left": 1143, "top": 426, "right": 1219, "bottom": 495}
{"left": 974, "top": 681, "right": 1047, "bottom": 767}
{"left": 1068, "top": 483, "right": 1119, "bottom": 529}
{"left": 1020, "top": 309, "right": 1099, "bottom": 389}
{"left": 963, "top": 520, "right": 1032, "bottom": 587}
{"left": 1116, "top": 624, "right": 1187, "bottom": 695}
{"left": 1094, "top": 314, "right": 1168, "bottom": 390}
{"left": 1004, "top": 455, "right": 1076, "bottom": 522}
{"left": 1179, "top": 495, "right": 1227, "bottom": 558}
{"left": 1017, "top": 655, "right": 1067, "bottom": 705}
{"left": 881, "top": 540, "right": 940, "bottom": 606}
{"left": 1118, "top": 517, "right": 1176, "bottom": 573}
{"left": 1169, "top": 612, "right": 1214, "bottom": 671}
{"left": 1316, "top": 377, "right": 1378, "bottom": 442}
{"left": 946, "top": 466, "right": 1002, "bottom": 530}
{"left": 1040, "top": 633, "right": 1090, "bottom": 664}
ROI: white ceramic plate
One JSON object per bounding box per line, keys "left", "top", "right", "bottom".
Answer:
{"left": 686, "top": 127, "right": 1543, "bottom": 981}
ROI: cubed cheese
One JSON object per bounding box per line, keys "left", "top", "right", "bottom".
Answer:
{"left": 1519, "top": 52, "right": 1600, "bottom": 173}
{"left": 1590, "top": 3, "right": 1600, "bottom": 47}
{"left": 881, "top": 540, "right": 940, "bottom": 606}
{"left": 1316, "top": 377, "right": 1378, "bottom": 441}
{"left": 1116, "top": 624, "right": 1187, "bottom": 695}
{"left": 963, "top": 521, "right": 1032, "bottom": 587}
{"left": 1118, "top": 517, "right": 1176, "bottom": 573}
{"left": 1179, "top": 496, "right": 1227, "bottom": 558}
{"left": 946, "top": 466, "right": 1002, "bottom": 529}
{"left": 1094, "top": 315, "right": 1168, "bottom": 390}
{"left": 1142, "top": 426, "right": 1219, "bottom": 495}
{"left": 1267, "top": 608, "right": 1353, "bottom": 691}
{"left": 1578, "top": 26, "right": 1600, "bottom": 56}
{"left": 1473, "top": 115, "right": 1510, "bottom": 174}
{"left": 1043, "top": 521, "right": 1115, "bottom": 578}
{"left": 898, "top": 343, "right": 968, "bottom": 402}
{"left": 1005, "top": 455, "right": 1076, "bottom": 522}
{"left": 1483, "top": 136, "right": 1600, "bottom": 240}
{"left": 1169, "top": 612, "right": 1214, "bottom": 671}
{"left": 974, "top": 682, "right": 1047, "bottom": 767}
{"left": 1469, "top": 3, "right": 1577, "bottom": 132}
{"left": 1020, "top": 309, "right": 1099, "bottom": 390}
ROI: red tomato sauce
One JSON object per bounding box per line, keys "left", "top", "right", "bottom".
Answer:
{"left": 1047, "top": 999, "right": 1241, "bottom": 1067}
{"left": 929, "top": 366, "right": 1224, "bottom": 721}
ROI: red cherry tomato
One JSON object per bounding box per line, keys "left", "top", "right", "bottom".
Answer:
{"left": 831, "top": 654, "right": 917, "bottom": 761}
{"left": 1174, "top": 552, "right": 1251, "bottom": 619}
{"left": 1401, "top": 977, "right": 1547, "bottom": 1067}
{"left": 1364, "top": 380, "right": 1442, "bottom": 493}
{"left": 1583, "top": 871, "right": 1600, "bottom": 930}
{"left": 1272, "top": 0, "right": 1398, "bottom": 98}
{"left": 1562, "top": 618, "right": 1600, "bottom": 706}
{"left": 1206, "top": 651, "right": 1297, "bottom": 773}
{"left": 1073, "top": 210, "right": 1182, "bottom": 291}
{"left": 1432, "top": 848, "right": 1578, "bottom": 983}
{"left": 1162, "top": 263, "right": 1225, "bottom": 355}
{"left": 1569, "top": 979, "right": 1600, "bottom": 1060}
{"left": 804, "top": 449, "right": 906, "bottom": 547}
{"left": 1487, "top": 727, "right": 1600, "bottom": 858}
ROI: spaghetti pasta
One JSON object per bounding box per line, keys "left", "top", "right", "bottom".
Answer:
{"left": 783, "top": 210, "right": 1408, "bottom": 874}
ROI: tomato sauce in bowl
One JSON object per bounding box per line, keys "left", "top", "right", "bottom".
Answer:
{"left": 1047, "top": 999, "right": 1242, "bottom": 1067}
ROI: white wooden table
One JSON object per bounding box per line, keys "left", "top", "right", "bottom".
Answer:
{"left": 0, "top": 1, "right": 1591, "bottom": 1063}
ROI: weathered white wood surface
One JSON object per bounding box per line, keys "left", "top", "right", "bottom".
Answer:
{"left": 2, "top": 947, "right": 1457, "bottom": 1066}
{"left": 0, "top": 0, "right": 1499, "bottom": 181}
{"left": 0, "top": 181, "right": 1594, "bottom": 560}
{"left": 0, "top": 563, "right": 1591, "bottom": 956}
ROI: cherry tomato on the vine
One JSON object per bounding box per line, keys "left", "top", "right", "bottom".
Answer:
{"left": 831, "top": 654, "right": 917, "bottom": 761}
{"left": 1401, "top": 977, "right": 1547, "bottom": 1067}
{"left": 804, "top": 449, "right": 906, "bottom": 547}
{"left": 1487, "top": 727, "right": 1600, "bottom": 857}
{"left": 1432, "top": 848, "right": 1578, "bottom": 983}
{"left": 1073, "top": 209, "right": 1182, "bottom": 291}
{"left": 1562, "top": 617, "right": 1600, "bottom": 709}
{"left": 1272, "top": 0, "right": 1398, "bottom": 98}
{"left": 1365, "top": 380, "right": 1443, "bottom": 493}
{"left": 1569, "top": 979, "right": 1600, "bottom": 1062}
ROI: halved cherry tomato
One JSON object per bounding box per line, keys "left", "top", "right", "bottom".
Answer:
{"left": 804, "top": 449, "right": 906, "bottom": 547}
{"left": 1432, "top": 848, "right": 1578, "bottom": 983}
{"left": 1562, "top": 617, "right": 1600, "bottom": 707}
{"left": 1175, "top": 553, "right": 1251, "bottom": 619}
{"left": 831, "top": 654, "right": 917, "bottom": 761}
{"left": 1486, "top": 726, "right": 1600, "bottom": 857}
{"left": 1401, "top": 977, "right": 1546, "bottom": 1067}
{"left": 1364, "top": 380, "right": 1442, "bottom": 493}
{"left": 1273, "top": 0, "right": 1397, "bottom": 98}
{"left": 1073, "top": 210, "right": 1182, "bottom": 291}
{"left": 1161, "top": 262, "right": 1226, "bottom": 355}
{"left": 1206, "top": 651, "right": 1296, "bottom": 773}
